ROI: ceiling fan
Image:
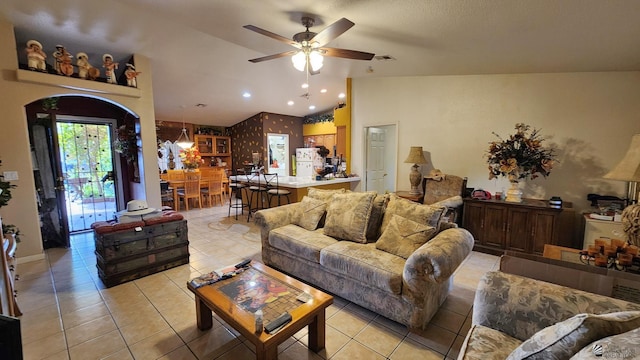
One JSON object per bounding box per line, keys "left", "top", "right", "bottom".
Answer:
{"left": 244, "top": 16, "right": 375, "bottom": 74}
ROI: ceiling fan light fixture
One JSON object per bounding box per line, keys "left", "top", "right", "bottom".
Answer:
{"left": 292, "top": 51, "right": 306, "bottom": 71}
{"left": 309, "top": 51, "right": 324, "bottom": 72}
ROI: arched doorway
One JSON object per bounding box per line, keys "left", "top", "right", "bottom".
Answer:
{"left": 26, "top": 95, "right": 139, "bottom": 248}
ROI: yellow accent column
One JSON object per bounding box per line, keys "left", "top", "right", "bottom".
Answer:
{"left": 333, "top": 78, "right": 352, "bottom": 173}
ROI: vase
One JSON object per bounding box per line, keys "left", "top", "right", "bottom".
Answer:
{"left": 505, "top": 181, "right": 523, "bottom": 203}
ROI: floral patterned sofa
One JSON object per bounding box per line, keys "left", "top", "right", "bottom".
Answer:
{"left": 458, "top": 271, "right": 640, "bottom": 360}
{"left": 254, "top": 189, "right": 474, "bottom": 330}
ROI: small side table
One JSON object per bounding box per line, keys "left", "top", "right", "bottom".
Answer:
{"left": 395, "top": 191, "right": 422, "bottom": 203}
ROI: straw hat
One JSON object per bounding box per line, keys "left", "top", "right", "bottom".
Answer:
{"left": 118, "top": 200, "right": 156, "bottom": 215}
{"left": 426, "top": 169, "right": 445, "bottom": 181}
{"left": 76, "top": 52, "right": 88, "bottom": 60}
{"left": 27, "top": 40, "right": 42, "bottom": 49}
{"left": 103, "top": 53, "right": 113, "bottom": 62}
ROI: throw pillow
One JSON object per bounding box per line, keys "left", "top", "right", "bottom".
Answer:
{"left": 307, "top": 187, "right": 346, "bottom": 202}
{"left": 506, "top": 311, "right": 640, "bottom": 360}
{"left": 381, "top": 194, "right": 445, "bottom": 233}
{"left": 366, "top": 193, "right": 389, "bottom": 242}
{"left": 323, "top": 191, "right": 376, "bottom": 243}
{"left": 292, "top": 196, "right": 327, "bottom": 231}
{"left": 569, "top": 326, "right": 640, "bottom": 359}
{"left": 375, "top": 214, "right": 437, "bottom": 259}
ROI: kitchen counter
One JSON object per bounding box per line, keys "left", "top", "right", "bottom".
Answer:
{"left": 230, "top": 175, "right": 360, "bottom": 203}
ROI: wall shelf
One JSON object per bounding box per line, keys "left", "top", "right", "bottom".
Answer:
{"left": 16, "top": 69, "right": 141, "bottom": 98}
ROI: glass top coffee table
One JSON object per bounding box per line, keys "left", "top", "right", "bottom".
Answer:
{"left": 187, "top": 262, "right": 333, "bottom": 360}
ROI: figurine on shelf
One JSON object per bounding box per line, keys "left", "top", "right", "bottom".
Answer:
{"left": 56, "top": 45, "right": 73, "bottom": 76}
{"left": 26, "top": 40, "right": 47, "bottom": 72}
{"left": 124, "top": 63, "right": 141, "bottom": 87}
{"left": 102, "top": 54, "right": 119, "bottom": 84}
{"left": 53, "top": 45, "right": 73, "bottom": 76}
{"left": 76, "top": 52, "right": 99, "bottom": 80}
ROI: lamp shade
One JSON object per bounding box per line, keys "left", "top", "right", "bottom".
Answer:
{"left": 604, "top": 134, "right": 640, "bottom": 181}
{"left": 404, "top": 146, "right": 427, "bottom": 165}
{"left": 291, "top": 51, "right": 306, "bottom": 72}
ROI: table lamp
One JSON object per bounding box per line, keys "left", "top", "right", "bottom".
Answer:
{"left": 404, "top": 146, "right": 428, "bottom": 196}
{"left": 603, "top": 134, "right": 640, "bottom": 246}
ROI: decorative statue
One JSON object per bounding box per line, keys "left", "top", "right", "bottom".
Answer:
{"left": 26, "top": 40, "right": 47, "bottom": 72}
{"left": 102, "top": 54, "right": 119, "bottom": 84}
{"left": 76, "top": 52, "right": 100, "bottom": 80}
{"left": 124, "top": 63, "right": 141, "bottom": 87}
{"left": 53, "top": 45, "right": 73, "bottom": 76}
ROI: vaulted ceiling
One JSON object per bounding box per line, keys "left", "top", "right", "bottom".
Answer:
{"left": 2, "top": 0, "right": 640, "bottom": 126}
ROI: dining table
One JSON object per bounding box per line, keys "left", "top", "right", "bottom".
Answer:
{"left": 164, "top": 176, "right": 229, "bottom": 210}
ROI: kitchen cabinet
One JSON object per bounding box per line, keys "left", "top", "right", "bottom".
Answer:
{"left": 303, "top": 134, "right": 337, "bottom": 157}
{"left": 462, "top": 198, "right": 576, "bottom": 255}
{"left": 194, "top": 135, "right": 232, "bottom": 170}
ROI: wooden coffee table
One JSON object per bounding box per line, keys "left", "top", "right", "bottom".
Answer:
{"left": 187, "top": 262, "right": 333, "bottom": 360}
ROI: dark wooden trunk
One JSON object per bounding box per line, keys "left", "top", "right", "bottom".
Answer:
{"left": 94, "top": 219, "right": 189, "bottom": 287}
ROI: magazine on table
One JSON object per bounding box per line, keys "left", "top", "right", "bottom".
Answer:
{"left": 188, "top": 260, "right": 251, "bottom": 288}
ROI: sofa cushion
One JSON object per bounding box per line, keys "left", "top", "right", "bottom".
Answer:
{"left": 269, "top": 224, "right": 339, "bottom": 263}
{"left": 320, "top": 241, "right": 405, "bottom": 294}
{"left": 307, "top": 187, "right": 346, "bottom": 202}
{"left": 507, "top": 311, "right": 640, "bottom": 360}
{"left": 376, "top": 214, "right": 437, "bottom": 259}
{"left": 381, "top": 194, "right": 445, "bottom": 234}
{"left": 366, "top": 193, "right": 389, "bottom": 242}
{"left": 292, "top": 196, "right": 327, "bottom": 231}
{"left": 569, "top": 326, "right": 640, "bottom": 359}
{"left": 459, "top": 325, "right": 522, "bottom": 360}
{"left": 323, "top": 191, "right": 377, "bottom": 243}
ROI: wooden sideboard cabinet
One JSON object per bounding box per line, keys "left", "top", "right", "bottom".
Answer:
{"left": 462, "top": 198, "right": 576, "bottom": 256}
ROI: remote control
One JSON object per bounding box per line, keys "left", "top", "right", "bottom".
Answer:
{"left": 264, "top": 312, "right": 292, "bottom": 334}
{"left": 235, "top": 259, "right": 251, "bottom": 269}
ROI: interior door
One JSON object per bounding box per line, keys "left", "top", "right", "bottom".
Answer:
{"left": 267, "top": 133, "right": 289, "bottom": 176}
{"left": 365, "top": 126, "right": 396, "bottom": 193}
{"left": 29, "top": 114, "right": 69, "bottom": 248}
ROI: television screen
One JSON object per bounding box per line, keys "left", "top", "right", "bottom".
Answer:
{"left": 0, "top": 315, "right": 22, "bottom": 360}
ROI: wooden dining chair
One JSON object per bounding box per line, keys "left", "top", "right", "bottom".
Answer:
{"left": 177, "top": 172, "right": 202, "bottom": 210}
{"left": 201, "top": 171, "right": 224, "bottom": 206}
{"left": 167, "top": 169, "right": 185, "bottom": 181}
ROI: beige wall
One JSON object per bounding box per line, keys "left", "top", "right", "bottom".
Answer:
{"left": 0, "top": 19, "right": 160, "bottom": 260}
{"left": 352, "top": 72, "right": 640, "bottom": 214}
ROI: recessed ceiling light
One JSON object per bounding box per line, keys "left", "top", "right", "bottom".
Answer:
{"left": 320, "top": 89, "right": 327, "bottom": 93}
{"left": 309, "top": 105, "right": 316, "bottom": 110}
{"left": 301, "top": 83, "right": 309, "bottom": 89}
{"left": 338, "top": 93, "right": 346, "bottom": 99}
{"left": 242, "top": 92, "right": 251, "bottom": 98}
{"left": 287, "top": 100, "right": 294, "bottom": 106}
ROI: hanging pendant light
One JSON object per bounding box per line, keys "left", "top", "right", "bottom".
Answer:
{"left": 175, "top": 106, "right": 193, "bottom": 149}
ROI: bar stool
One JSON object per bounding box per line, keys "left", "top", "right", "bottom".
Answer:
{"left": 228, "top": 169, "right": 248, "bottom": 220}
{"left": 264, "top": 173, "right": 291, "bottom": 207}
{"left": 247, "top": 171, "right": 268, "bottom": 222}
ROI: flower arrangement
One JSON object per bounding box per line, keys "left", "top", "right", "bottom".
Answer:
{"left": 487, "top": 123, "right": 556, "bottom": 182}
{"left": 113, "top": 124, "right": 138, "bottom": 163}
{"left": 179, "top": 147, "right": 202, "bottom": 169}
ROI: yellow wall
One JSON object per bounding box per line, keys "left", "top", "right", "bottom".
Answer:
{"left": 302, "top": 122, "right": 336, "bottom": 135}
{"left": 0, "top": 19, "right": 160, "bottom": 260}
{"left": 333, "top": 78, "right": 352, "bottom": 173}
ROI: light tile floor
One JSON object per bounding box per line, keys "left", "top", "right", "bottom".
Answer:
{"left": 16, "top": 205, "right": 500, "bottom": 360}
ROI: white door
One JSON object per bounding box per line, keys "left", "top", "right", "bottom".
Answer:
{"left": 365, "top": 127, "right": 394, "bottom": 193}
{"left": 267, "top": 133, "right": 289, "bottom": 176}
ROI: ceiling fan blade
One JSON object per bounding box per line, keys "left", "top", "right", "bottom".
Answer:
{"left": 248, "top": 50, "right": 299, "bottom": 63}
{"left": 321, "top": 47, "right": 375, "bottom": 60}
{"left": 311, "top": 18, "right": 354, "bottom": 46}
{"left": 243, "top": 25, "right": 300, "bottom": 48}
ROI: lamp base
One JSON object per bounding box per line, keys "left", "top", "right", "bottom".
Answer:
{"left": 408, "top": 164, "right": 422, "bottom": 196}
{"left": 622, "top": 204, "right": 640, "bottom": 246}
